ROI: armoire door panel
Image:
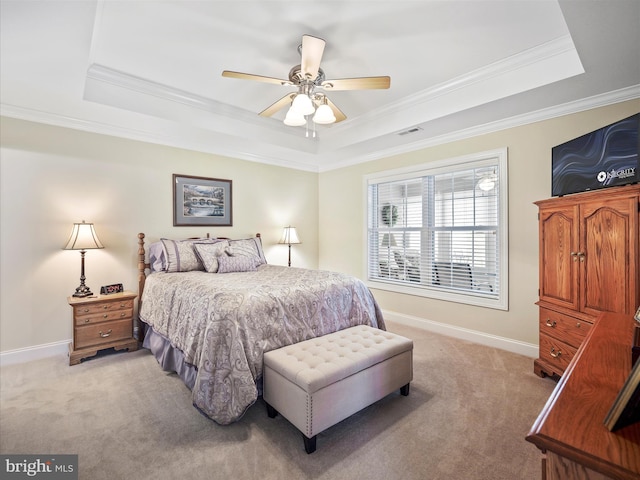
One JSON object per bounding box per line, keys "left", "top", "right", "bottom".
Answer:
{"left": 539, "top": 206, "right": 579, "bottom": 310}
{"left": 580, "top": 196, "right": 638, "bottom": 316}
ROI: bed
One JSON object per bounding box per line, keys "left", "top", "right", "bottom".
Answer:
{"left": 136, "top": 233, "right": 385, "bottom": 425}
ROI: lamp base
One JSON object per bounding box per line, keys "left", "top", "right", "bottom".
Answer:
{"left": 72, "top": 284, "right": 93, "bottom": 298}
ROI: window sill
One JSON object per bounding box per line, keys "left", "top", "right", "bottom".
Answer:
{"left": 366, "top": 278, "right": 508, "bottom": 311}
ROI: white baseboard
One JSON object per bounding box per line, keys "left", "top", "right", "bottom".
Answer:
{"left": 0, "top": 339, "right": 70, "bottom": 367}
{"left": 383, "top": 310, "right": 538, "bottom": 358}
{"left": 0, "top": 313, "right": 538, "bottom": 367}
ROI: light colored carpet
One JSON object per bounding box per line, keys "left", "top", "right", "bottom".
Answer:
{"left": 0, "top": 321, "right": 556, "bottom": 480}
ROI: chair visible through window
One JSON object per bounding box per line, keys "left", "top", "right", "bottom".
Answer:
{"left": 432, "top": 262, "right": 473, "bottom": 290}
{"left": 432, "top": 262, "right": 493, "bottom": 292}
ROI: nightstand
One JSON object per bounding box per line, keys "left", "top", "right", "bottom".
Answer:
{"left": 68, "top": 291, "right": 138, "bottom": 365}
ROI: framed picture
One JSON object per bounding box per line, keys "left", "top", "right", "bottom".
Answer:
{"left": 603, "top": 357, "right": 640, "bottom": 431}
{"left": 173, "top": 174, "right": 232, "bottom": 226}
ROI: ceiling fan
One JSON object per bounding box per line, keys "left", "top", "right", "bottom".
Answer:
{"left": 222, "top": 35, "right": 390, "bottom": 127}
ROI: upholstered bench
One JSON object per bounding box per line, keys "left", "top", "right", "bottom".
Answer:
{"left": 263, "top": 325, "right": 413, "bottom": 453}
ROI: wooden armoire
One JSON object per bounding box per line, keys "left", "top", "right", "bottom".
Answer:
{"left": 534, "top": 184, "right": 640, "bottom": 378}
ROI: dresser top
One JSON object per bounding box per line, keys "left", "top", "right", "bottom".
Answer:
{"left": 526, "top": 312, "right": 640, "bottom": 479}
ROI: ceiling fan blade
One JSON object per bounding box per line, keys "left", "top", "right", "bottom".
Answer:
{"left": 321, "top": 76, "right": 391, "bottom": 91}
{"left": 259, "top": 93, "right": 296, "bottom": 117}
{"left": 300, "top": 35, "right": 326, "bottom": 80}
{"left": 222, "top": 70, "right": 292, "bottom": 86}
{"left": 327, "top": 98, "right": 347, "bottom": 123}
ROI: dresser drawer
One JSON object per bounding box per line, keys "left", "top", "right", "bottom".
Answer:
{"left": 539, "top": 308, "right": 592, "bottom": 348}
{"left": 74, "top": 318, "right": 133, "bottom": 349}
{"left": 539, "top": 332, "right": 577, "bottom": 374}
{"left": 74, "top": 307, "right": 133, "bottom": 326}
{"left": 73, "top": 299, "right": 134, "bottom": 317}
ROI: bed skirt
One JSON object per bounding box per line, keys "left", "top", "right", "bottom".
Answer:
{"left": 142, "top": 326, "right": 198, "bottom": 390}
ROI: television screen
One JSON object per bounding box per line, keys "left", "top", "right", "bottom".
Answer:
{"left": 551, "top": 113, "right": 639, "bottom": 196}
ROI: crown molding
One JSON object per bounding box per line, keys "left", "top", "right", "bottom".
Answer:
{"left": 317, "top": 85, "right": 640, "bottom": 172}
{"left": 2, "top": 85, "right": 638, "bottom": 174}
{"left": 0, "top": 103, "right": 321, "bottom": 172}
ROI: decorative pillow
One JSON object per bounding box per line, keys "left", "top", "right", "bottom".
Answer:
{"left": 160, "top": 238, "right": 217, "bottom": 273}
{"left": 193, "top": 240, "right": 230, "bottom": 273}
{"left": 216, "top": 254, "right": 258, "bottom": 273}
{"left": 227, "top": 237, "right": 267, "bottom": 265}
{"left": 148, "top": 241, "right": 167, "bottom": 272}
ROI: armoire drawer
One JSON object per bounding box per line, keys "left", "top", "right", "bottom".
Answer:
{"left": 539, "top": 308, "right": 592, "bottom": 348}
{"left": 538, "top": 332, "right": 577, "bottom": 375}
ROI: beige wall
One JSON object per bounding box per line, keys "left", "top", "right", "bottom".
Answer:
{"left": 1, "top": 100, "right": 638, "bottom": 355}
{"left": 318, "top": 100, "right": 640, "bottom": 347}
{"left": 0, "top": 117, "right": 318, "bottom": 352}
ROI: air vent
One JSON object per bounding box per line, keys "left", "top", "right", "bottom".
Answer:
{"left": 397, "top": 126, "right": 423, "bottom": 136}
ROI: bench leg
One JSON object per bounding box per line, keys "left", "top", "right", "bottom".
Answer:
{"left": 265, "top": 401, "right": 278, "bottom": 418}
{"left": 303, "top": 434, "right": 317, "bottom": 454}
{"left": 400, "top": 383, "right": 410, "bottom": 396}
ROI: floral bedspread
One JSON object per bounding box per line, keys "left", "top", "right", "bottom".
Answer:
{"left": 139, "top": 264, "right": 385, "bottom": 424}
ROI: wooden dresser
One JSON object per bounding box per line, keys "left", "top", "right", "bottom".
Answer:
{"left": 526, "top": 312, "right": 640, "bottom": 480}
{"left": 68, "top": 291, "right": 138, "bottom": 365}
{"left": 534, "top": 185, "right": 640, "bottom": 378}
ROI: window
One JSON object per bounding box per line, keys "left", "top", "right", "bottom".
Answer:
{"left": 366, "top": 148, "right": 508, "bottom": 310}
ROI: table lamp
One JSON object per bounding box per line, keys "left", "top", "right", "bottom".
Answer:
{"left": 63, "top": 220, "right": 104, "bottom": 297}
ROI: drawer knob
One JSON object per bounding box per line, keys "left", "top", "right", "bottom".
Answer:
{"left": 550, "top": 347, "right": 562, "bottom": 358}
{"left": 103, "top": 305, "right": 108, "bottom": 310}
{"left": 103, "top": 314, "right": 108, "bottom": 318}
{"left": 545, "top": 319, "right": 557, "bottom": 328}
{"left": 84, "top": 319, "right": 90, "bottom": 323}
{"left": 120, "top": 303, "right": 126, "bottom": 307}
{"left": 120, "top": 312, "right": 126, "bottom": 317}
{"left": 99, "top": 330, "right": 112, "bottom": 338}
{"left": 82, "top": 308, "right": 90, "bottom": 313}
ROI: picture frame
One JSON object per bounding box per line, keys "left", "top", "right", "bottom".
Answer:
{"left": 173, "top": 174, "right": 232, "bottom": 227}
{"left": 635, "top": 305, "right": 640, "bottom": 323}
{"left": 603, "top": 357, "right": 640, "bottom": 431}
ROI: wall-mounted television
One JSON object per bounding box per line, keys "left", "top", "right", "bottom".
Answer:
{"left": 551, "top": 113, "right": 639, "bottom": 196}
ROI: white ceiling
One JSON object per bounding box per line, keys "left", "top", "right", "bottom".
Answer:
{"left": 1, "top": 0, "right": 639, "bottom": 172}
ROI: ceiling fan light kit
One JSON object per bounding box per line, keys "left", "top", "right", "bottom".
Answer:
{"left": 284, "top": 108, "right": 306, "bottom": 126}
{"left": 291, "top": 92, "right": 315, "bottom": 116}
{"left": 313, "top": 103, "right": 336, "bottom": 124}
{"left": 222, "top": 34, "right": 390, "bottom": 134}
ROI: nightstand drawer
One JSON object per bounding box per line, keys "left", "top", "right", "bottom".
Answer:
{"left": 539, "top": 332, "right": 577, "bottom": 375}
{"left": 75, "top": 318, "right": 133, "bottom": 349}
{"left": 539, "top": 308, "right": 592, "bottom": 348}
{"left": 74, "top": 308, "right": 133, "bottom": 326}
{"left": 73, "top": 299, "right": 134, "bottom": 317}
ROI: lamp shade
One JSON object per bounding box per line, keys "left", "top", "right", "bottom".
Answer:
{"left": 381, "top": 233, "right": 397, "bottom": 248}
{"left": 63, "top": 221, "right": 104, "bottom": 250}
{"left": 283, "top": 107, "right": 306, "bottom": 126}
{"left": 278, "top": 226, "right": 301, "bottom": 245}
{"left": 477, "top": 176, "right": 496, "bottom": 191}
{"left": 290, "top": 93, "right": 315, "bottom": 116}
{"left": 312, "top": 104, "right": 336, "bottom": 124}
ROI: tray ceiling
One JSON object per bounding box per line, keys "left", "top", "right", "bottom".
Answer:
{"left": 1, "top": 1, "right": 639, "bottom": 171}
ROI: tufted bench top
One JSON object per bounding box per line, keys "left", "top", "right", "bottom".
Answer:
{"left": 263, "top": 325, "right": 413, "bottom": 394}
